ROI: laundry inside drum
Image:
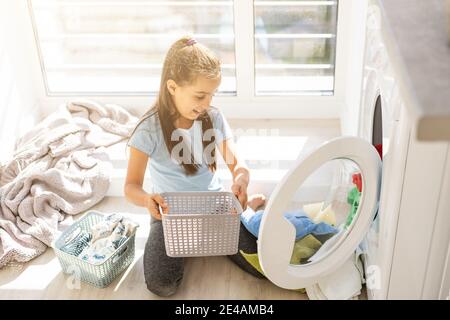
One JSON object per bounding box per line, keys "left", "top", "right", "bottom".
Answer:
{"left": 283, "top": 159, "right": 362, "bottom": 266}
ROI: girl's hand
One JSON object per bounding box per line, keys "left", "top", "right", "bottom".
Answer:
{"left": 232, "top": 180, "right": 248, "bottom": 210}
{"left": 145, "top": 193, "right": 169, "bottom": 220}
{"left": 216, "top": 138, "right": 250, "bottom": 211}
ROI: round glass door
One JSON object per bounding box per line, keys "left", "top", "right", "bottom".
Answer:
{"left": 258, "top": 137, "right": 381, "bottom": 289}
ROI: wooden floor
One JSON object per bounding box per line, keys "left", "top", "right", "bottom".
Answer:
{"left": 0, "top": 119, "right": 342, "bottom": 300}
{"left": 0, "top": 196, "right": 308, "bottom": 300}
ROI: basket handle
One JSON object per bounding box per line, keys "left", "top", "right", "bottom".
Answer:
{"left": 63, "top": 226, "right": 82, "bottom": 245}
{"left": 112, "top": 244, "right": 129, "bottom": 264}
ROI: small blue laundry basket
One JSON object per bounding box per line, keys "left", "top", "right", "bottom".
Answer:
{"left": 52, "top": 211, "right": 136, "bottom": 288}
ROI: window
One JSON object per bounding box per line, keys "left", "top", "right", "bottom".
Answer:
{"left": 254, "top": 1, "right": 338, "bottom": 95}
{"left": 29, "top": 0, "right": 338, "bottom": 97}
{"left": 29, "top": 0, "right": 236, "bottom": 95}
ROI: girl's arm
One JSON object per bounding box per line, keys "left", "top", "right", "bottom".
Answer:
{"left": 124, "top": 147, "right": 168, "bottom": 219}
{"left": 217, "top": 139, "right": 249, "bottom": 209}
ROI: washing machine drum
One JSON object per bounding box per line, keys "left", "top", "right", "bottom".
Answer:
{"left": 258, "top": 136, "right": 381, "bottom": 289}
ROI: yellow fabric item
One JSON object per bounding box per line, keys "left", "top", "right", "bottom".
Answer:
{"left": 303, "top": 202, "right": 337, "bottom": 226}
{"left": 237, "top": 252, "right": 306, "bottom": 294}
{"left": 289, "top": 234, "right": 323, "bottom": 264}
{"left": 303, "top": 202, "right": 324, "bottom": 220}
{"left": 240, "top": 250, "right": 265, "bottom": 275}
{"left": 313, "top": 204, "right": 336, "bottom": 226}
{"left": 239, "top": 234, "right": 324, "bottom": 294}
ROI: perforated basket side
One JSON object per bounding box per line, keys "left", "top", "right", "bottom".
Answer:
{"left": 161, "top": 192, "right": 242, "bottom": 257}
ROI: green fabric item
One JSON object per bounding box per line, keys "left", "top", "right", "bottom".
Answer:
{"left": 346, "top": 187, "right": 361, "bottom": 227}
{"left": 240, "top": 234, "right": 324, "bottom": 294}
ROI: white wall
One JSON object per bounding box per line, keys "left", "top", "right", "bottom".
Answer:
{"left": 338, "top": 0, "right": 369, "bottom": 136}
{"left": 0, "top": 0, "right": 44, "bottom": 163}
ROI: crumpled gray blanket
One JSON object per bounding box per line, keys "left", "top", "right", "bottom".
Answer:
{"left": 0, "top": 99, "right": 138, "bottom": 268}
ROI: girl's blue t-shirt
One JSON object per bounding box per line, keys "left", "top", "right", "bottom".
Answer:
{"left": 127, "top": 107, "right": 233, "bottom": 193}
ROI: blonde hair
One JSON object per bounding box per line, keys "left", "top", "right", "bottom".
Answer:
{"left": 162, "top": 36, "right": 221, "bottom": 86}
{"left": 129, "top": 36, "right": 222, "bottom": 175}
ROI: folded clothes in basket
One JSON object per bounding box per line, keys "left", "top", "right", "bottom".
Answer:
{"left": 59, "top": 231, "right": 92, "bottom": 257}
{"left": 60, "top": 213, "right": 139, "bottom": 264}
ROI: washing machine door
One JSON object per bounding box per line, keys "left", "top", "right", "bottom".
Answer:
{"left": 258, "top": 136, "right": 381, "bottom": 289}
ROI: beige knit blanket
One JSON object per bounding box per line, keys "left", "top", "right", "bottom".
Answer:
{"left": 0, "top": 99, "right": 138, "bottom": 268}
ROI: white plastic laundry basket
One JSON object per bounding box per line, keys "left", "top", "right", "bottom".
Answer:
{"left": 53, "top": 211, "right": 136, "bottom": 288}
{"left": 161, "top": 192, "right": 242, "bottom": 257}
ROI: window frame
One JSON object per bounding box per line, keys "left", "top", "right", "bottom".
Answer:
{"left": 27, "top": 0, "right": 353, "bottom": 119}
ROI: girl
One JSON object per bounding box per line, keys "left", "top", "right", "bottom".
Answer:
{"left": 124, "top": 36, "right": 263, "bottom": 297}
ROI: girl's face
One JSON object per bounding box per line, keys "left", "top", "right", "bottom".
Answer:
{"left": 167, "top": 75, "right": 221, "bottom": 121}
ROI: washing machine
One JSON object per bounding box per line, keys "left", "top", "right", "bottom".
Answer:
{"left": 357, "top": 1, "right": 450, "bottom": 300}
{"left": 355, "top": 0, "right": 408, "bottom": 300}
{"left": 256, "top": 0, "right": 418, "bottom": 299}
